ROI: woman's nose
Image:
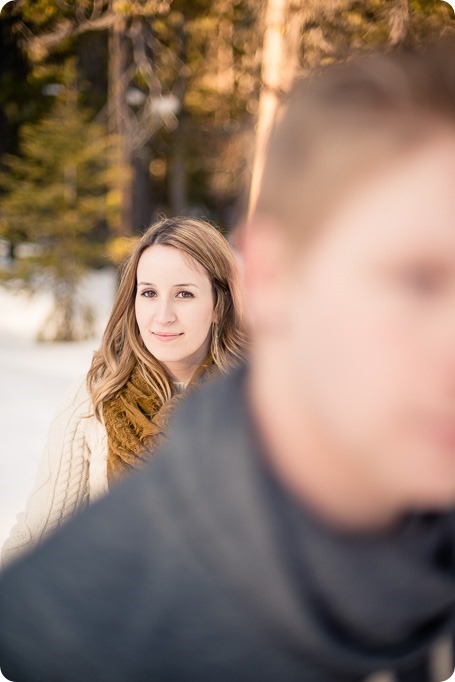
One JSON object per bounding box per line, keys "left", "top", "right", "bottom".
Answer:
{"left": 153, "top": 298, "right": 176, "bottom": 324}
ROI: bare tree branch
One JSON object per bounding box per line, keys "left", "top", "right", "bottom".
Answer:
{"left": 25, "top": 12, "right": 116, "bottom": 58}
{"left": 90, "top": 0, "right": 106, "bottom": 21}
{"left": 128, "top": 18, "right": 160, "bottom": 93}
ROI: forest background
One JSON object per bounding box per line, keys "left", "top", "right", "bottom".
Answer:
{"left": 0, "top": 0, "right": 454, "bottom": 340}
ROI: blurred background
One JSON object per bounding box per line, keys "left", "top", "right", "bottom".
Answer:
{"left": 0, "top": 0, "right": 454, "bottom": 548}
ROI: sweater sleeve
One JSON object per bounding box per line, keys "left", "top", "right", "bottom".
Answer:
{"left": 1, "top": 378, "right": 92, "bottom": 568}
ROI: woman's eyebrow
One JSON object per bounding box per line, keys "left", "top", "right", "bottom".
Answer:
{"left": 137, "top": 282, "right": 199, "bottom": 287}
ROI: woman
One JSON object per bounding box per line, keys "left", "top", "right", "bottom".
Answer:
{"left": 2, "top": 216, "right": 248, "bottom": 566}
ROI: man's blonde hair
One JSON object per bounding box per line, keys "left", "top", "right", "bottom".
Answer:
{"left": 255, "top": 39, "right": 455, "bottom": 246}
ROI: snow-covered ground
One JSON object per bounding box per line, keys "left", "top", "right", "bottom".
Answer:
{"left": 0, "top": 269, "right": 115, "bottom": 553}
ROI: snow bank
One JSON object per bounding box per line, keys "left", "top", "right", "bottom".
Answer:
{"left": 0, "top": 268, "right": 115, "bottom": 552}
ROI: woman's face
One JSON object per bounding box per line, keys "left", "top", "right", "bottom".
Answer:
{"left": 135, "top": 244, "right": 215, "bottom": 383}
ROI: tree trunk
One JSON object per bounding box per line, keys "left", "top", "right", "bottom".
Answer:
{"left": 168, "top": 17, "right": 189, "bottom": 216}
{"left": 169, "top": 114, "right": 188, "bottom": 215}
{"left": 388, "top": 0, "right": 411, "bottom": 46}
{"left": 108, "top": 11, "right": 133, "bottom": 235}
{"left": 132, "top": 148, "right": 154, "bottom": 230}
{"left": 214, "top": 7, "right": 234, "bottom": 126}
{"left": 248, "top": 0, "right": 289, "bottom": 220}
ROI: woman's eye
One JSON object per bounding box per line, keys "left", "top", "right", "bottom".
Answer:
{"left": 141, "top": 290, "right": 156, "bottom": 298}
{"left": 177, "top": 291, "right": 194, "bottom": 299}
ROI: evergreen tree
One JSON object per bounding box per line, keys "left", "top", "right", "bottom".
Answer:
{"left": 0, "top": 60, "right": 115, "bottom": 341}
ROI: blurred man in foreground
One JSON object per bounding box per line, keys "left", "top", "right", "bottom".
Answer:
{"left": 1, "top": 40, "right": 455, "bottom": 682}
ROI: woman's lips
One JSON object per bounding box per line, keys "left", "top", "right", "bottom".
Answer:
{"left": 151, "top": 332, "right": 183, "bottom": 342}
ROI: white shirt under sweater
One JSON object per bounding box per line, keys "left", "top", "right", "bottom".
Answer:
{"left": 1, "top": 378, "right": 109, "bottom": 568}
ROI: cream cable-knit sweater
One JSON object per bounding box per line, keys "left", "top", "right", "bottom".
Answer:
{"left": 1, "top": 378, "right": 109, "bottom": 568}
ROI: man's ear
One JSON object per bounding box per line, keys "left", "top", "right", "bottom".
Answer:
{"left": 239, "top": 215, "right": 290, "bottom": 334}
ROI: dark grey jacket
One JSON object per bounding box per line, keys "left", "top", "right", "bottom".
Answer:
{"left": 0, "top": 368, "right": 454, "bottom": 682}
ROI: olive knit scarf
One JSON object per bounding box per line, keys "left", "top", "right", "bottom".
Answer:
{"left": 103, "top": 357, "right": 215, "bottom": 486}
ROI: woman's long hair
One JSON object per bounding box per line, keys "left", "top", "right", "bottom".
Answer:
{"left": 87, "top": 216, "right": 249, "bottom": 419}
